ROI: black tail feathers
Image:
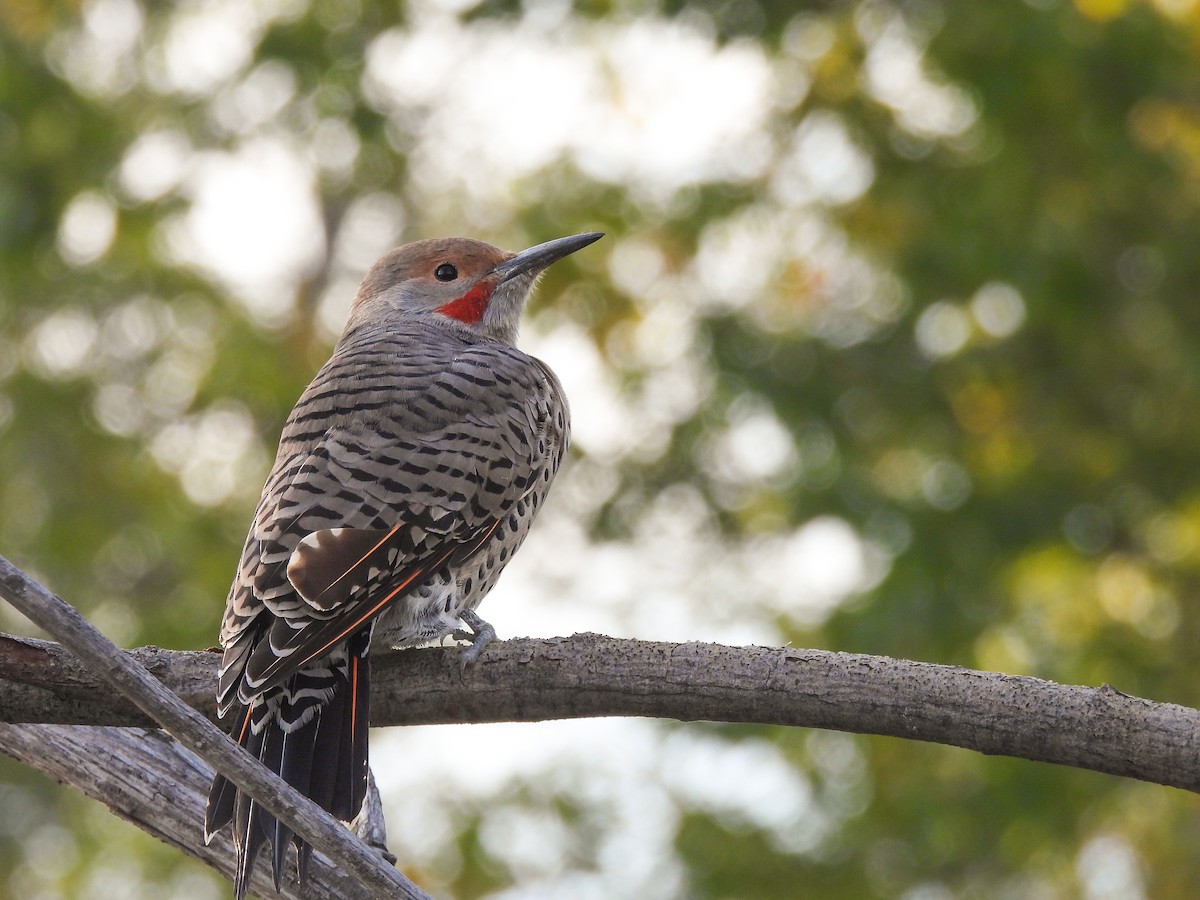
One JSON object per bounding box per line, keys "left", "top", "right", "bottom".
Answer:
{"left": 205, "top": 629, "right": 371, "bottom": 899}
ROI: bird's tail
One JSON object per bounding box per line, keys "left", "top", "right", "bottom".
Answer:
{"left": 205, "top": 628, "right": 371, "bottom": 899}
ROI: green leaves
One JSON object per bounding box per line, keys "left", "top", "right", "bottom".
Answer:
{"left": 4, "top": 0, "right": 1200, "bottom": 896}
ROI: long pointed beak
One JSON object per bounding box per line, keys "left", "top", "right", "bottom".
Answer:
{"left": 495, "top": 232, "right": 604, "bottom": 282}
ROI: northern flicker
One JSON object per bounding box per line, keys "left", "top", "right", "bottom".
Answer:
{"left": 204, "top": 231, "right": 602, "bottom": 897}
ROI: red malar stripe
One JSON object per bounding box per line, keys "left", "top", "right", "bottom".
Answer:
{"left": 437, "top": 282, "right": 494, "bottom": 324}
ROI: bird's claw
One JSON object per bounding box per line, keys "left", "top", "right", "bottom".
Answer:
{"left": 454, "top": 609, "right": 496, "bottom": 669}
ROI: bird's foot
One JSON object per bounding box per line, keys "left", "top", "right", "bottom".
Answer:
{"left": 452, "top": 609, "right": 496, "bottom": 669}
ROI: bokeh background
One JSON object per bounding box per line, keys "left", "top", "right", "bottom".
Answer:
{"left": 3, "top": 0, "right": 1200, "bottom": 896}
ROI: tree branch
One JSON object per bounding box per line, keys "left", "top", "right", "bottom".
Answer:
{"left": 0, "top": 554, "right": 428, "bottom": 900}
{"left": 0, "top": 634, "right": 218, "bottom": 726}
{"left": 3, "top": 630, "right": 1199, "bottom": 794}
{"left": 0, "top": 723, "right": 377, "bottom": 899}
{"left": 3, "top": 552, "right": 1199, "bottom": 900}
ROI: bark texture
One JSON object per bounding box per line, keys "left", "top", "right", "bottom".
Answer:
{"left": 0, "top": 723, "right": 379, "bottom": 899}
{"left": 4, "top": 631, "right": 1199, "bottom": 793}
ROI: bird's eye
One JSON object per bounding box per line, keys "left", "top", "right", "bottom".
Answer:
{"left": 435, "top": 263, "right": 458, "bottom": 282}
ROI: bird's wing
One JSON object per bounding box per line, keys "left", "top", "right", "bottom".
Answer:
{"left": 216, "top": 340, "right": 562, "bottom": 710}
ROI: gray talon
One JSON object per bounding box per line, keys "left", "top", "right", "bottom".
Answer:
{"left": 456, "top": 609, "right": 496, "bottom": 668}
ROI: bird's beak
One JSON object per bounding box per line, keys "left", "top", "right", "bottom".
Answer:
{"left": 495, "top": 232, "right": 604, "bottom": 282}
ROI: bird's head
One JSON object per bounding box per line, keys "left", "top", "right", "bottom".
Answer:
{"left": 348, "top": 232, "right": 603, "bottom": 345}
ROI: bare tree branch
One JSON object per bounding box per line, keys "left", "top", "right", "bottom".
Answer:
{"left": 0, "top": 554, "right": 428, "bottom": 900}
{"left": 4, "top": 551, "right": 1200, "bottom": 900}
{"left": 0, "top": 634, "right": 220, "bottom": 725}
{"left": 0, "top": 634, "right": 219, "bottom": 726}
{"left": 0, "top": 723, "right": 377, "bottom": 899}
{"left": 3, "top": 630, "right": 1200, "bottom": 794}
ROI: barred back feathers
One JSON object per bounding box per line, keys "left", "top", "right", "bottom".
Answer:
{"left": 205, "top": 232, "right": 601, "bottom": 897}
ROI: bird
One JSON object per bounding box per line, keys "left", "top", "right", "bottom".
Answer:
{"left": 204, "top": 230, "right": 603, "bottom": 898}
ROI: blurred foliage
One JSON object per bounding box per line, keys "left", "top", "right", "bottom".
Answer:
{"left": 3, "top": 0, "right": 1200, "bottom": 896}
